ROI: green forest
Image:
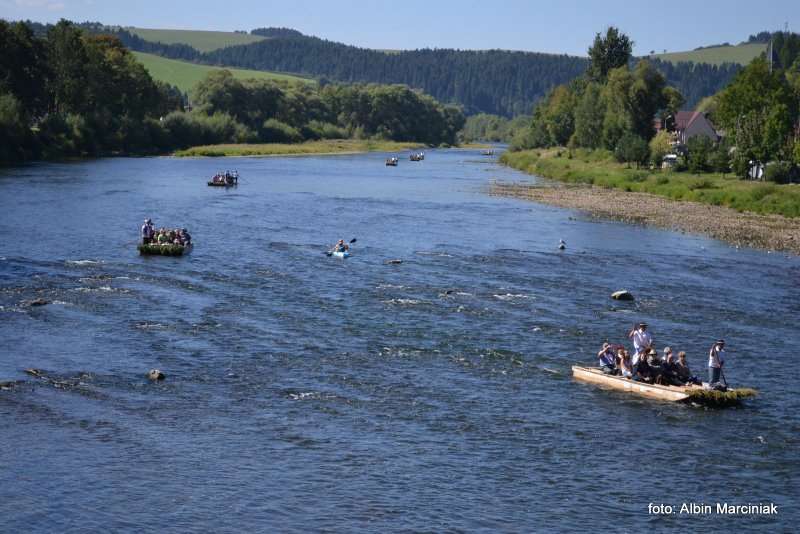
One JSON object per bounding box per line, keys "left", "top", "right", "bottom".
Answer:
{"left": 0, "top": 20, "right": 464, "bottom": 164}
{"left": 510, "top": 28, "right": 800, "bottom": 181}
{"left": 27, "top": 21, "right": 741, "bottom": 117}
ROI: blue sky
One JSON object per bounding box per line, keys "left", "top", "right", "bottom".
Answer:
{"left": 2, "top": 0, "right": 798, "bottom": 56}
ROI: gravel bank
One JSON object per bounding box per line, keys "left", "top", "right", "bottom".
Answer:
{"left": 490, "top": 181, "right": 800, "bottom": 255}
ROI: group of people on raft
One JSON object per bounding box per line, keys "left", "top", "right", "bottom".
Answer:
{"left": 140, "top": 219, "right": 192, "bottom": 246}
{"left": 597, "top": 322, "right": 727, "bottom": 388}
{"left": 210, "top": 170, "right": 238, "bottom": 185}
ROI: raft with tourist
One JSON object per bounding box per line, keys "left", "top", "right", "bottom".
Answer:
{"left": 575, "top": 326, "right": 757, "bottom": 407}
{"left": 208, "top": 170, "right": 238, "bottom": 187}
{"left": 138, "top": 219, "right": 193, "bottom": 256}
{"left": 386, "top": 157, "right": 399, "bottom": 166}
{"left": 410, "top": 152, "right": 425, "bottom": 161}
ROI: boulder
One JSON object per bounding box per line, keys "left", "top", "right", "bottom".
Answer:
{"left": 147, "top": 369, "right": 165, "bottom": 381}
{"left": 611, "top": 290, "right": 634, "bottom": 301}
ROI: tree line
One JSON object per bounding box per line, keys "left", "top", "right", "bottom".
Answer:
{"left": 513, "top": 28, "right": 682, "bottom": 157}
{"left": 181, "top": 70, "right": 465, "bottom": 147}
{"left": 0, "top": 19, "right": 464, "bottom": 164}
{"left": 711, "top": 53, "right": 800, "bottom": 181}
{"left": 459, "top": 113, "right": 532, "bottom": 143}
{"left": 35, "top": 22, "right": 734, "bottom": 117}
{"left": 10, "top": 20, "right": 745, "bottom": 117}
{"left": 512, "top": 27, "right": 800, "bottom": 181}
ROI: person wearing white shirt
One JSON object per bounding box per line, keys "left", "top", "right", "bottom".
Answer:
{"left": 708, "top": 339, "right": 726, "bottom": 385}
{"left": 628, "top": 323, "right": 653, "bottom": 366}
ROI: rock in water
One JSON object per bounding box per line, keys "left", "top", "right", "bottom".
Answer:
{"left": 611, "top": 290, "right": 634, "bottom": 301}
{"left": 385, "top": 259, "right": 403, "bottom": 265}
{"left": 24, "top": 298, "right": 50, "bottom": 307}
{"left": 147, "top": 369, "right": 165, "bottom": 381}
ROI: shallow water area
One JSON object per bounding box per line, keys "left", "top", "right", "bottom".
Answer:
{"left": 1, "top": 149, "right": 798, "bottom": 531}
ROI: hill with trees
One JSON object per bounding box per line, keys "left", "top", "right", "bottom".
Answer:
{"left": 0, "top": 19, "right": 464, "bottom": 164}
{"left": 59, "top": 23, "right": 736, "bottom": 116}
{"left": 12, "top": 20, "right": 748, "bottom": 116}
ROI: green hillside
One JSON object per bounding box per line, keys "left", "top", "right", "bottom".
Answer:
{"left": 132, "top": 51, "right": 313, "bottom": 93}
{"left": 651, "top": 42, "right": 766, "bottom": 66}
{"left": 129, "top": 28, "right": 265, "bottom": 52}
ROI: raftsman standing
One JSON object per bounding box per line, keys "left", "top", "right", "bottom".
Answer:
{"left": 708, "top": 339, "right": 725, "bottom": 385}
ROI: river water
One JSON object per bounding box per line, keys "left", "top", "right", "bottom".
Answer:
{"left": 0, "top": 149, "right": 797, "bottom": 531}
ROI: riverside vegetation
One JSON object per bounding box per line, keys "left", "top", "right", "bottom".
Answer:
{"left": 174, "top": 139, "right": 422, "bottom": 157}
{"left": 498, "top": 150, "right": 800, "bottom": 254}
{"left": 501, "top": 149, "right": 800, "bottom": 218}
{"left": 498, "top": 28, "right": 800, "bottom": 253}
{"left": 0, "top": 19, "right": 464, "bottom": 164}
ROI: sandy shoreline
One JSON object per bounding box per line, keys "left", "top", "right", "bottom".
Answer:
{"left": 489, "top": 181, "right": 800, "bottom": 255}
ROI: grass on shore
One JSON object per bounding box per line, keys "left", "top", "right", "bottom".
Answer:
{"left": 173, "top": 139, "right": 423, "bottom": 157}
{"left": 501, "top": 148, "right": 800, "bottom": 218}
{"left": 132, "top": 52, "right": 311, "bottom": 93}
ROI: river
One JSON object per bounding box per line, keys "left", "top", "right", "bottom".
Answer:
{"left": 0, "top": 149, "right": 797, "bottom": 531}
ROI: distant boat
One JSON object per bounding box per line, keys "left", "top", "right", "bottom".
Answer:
{"left": 386, "top": 157, "right": 399, "bottom": 166}
{"left": 410, "top": 152, "right": 425, "bottom": 161}
{"left": 208, "top": 171, "right": 238, "bottom": 186}
{"left": 482, "top": 149, "right": 495, "bottom": 156}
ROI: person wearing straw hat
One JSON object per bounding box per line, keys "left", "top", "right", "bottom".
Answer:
{"left": 708, "top": 339, "right": 726, "bottom": 386}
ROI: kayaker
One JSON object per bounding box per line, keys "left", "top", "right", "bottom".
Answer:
{"left": 333, "top": 239, "right": 349, "bottom": 253}
{"left": 597, "top": 342, "right": 618, "bottom": 375}
{"left": 708, "top": 339, "right": 726, "bottom": 385}
{"left": 628, "top": 322, "right": 653, "bottom": 368}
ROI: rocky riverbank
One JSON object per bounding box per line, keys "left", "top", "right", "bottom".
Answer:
{"left": 489, "top": 181, "right": 800, "bottom": 255}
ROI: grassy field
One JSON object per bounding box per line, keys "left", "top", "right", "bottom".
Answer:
{"left": 129, "top": 28, "right": 265, "bottom": 52}
{"left": 173, "top": 140, "right": 423, "bottom": 157}
{"left": 133, "top": 51, "right": 311, "bottom": 93}
{"left": 650, "top": 42, "right": 766, "bottom": 66}
{"left": 501, "top": 148, "right": 800, "bottom": 218}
